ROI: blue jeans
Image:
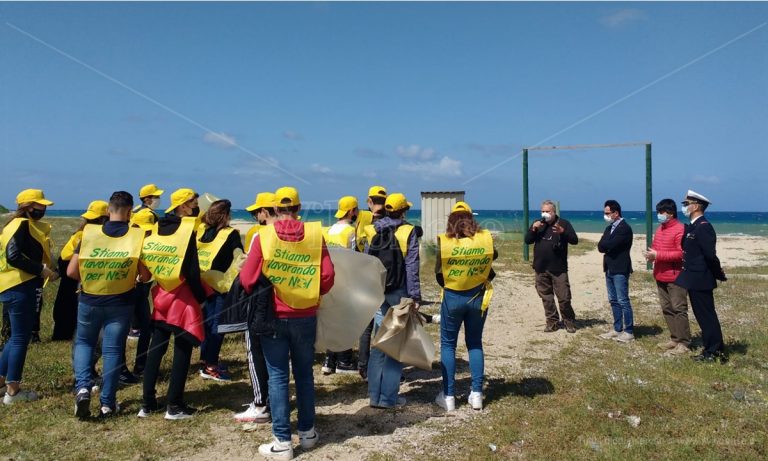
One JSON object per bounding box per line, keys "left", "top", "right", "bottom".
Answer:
{"left": 0, "top": 279, "right": 39, "bottom": 383}
{"left": 440, "top": 286, "right": 487, "bottom": 396}
{"left": 73, "top": 301, "right": 132, "bottom": 407}
{"left": 368, "top": 288, "right": 407, "bottom": 408}
{"left": 200, "top": 293, "right": 225, "bottom": 365}
{"left": 261, "top": 316, "right": 317, "bottom": 442}
{"left": 606, "top": 272, "right": 633, "bottom": 334}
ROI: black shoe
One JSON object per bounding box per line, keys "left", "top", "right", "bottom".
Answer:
{"left": 358, "top": 367, "right": 368, "bottom": 382}
{"left": 564, "top": 320, "right": 576, "bottom": 334}
{"left": 74, "top": 388, "right": 91, "bottom": 419}
{"left": 98, "top": 403, "right": 120, "bottom": 419}
{"left": 165, "top": 403, "right": 197, "bottom": 420}
{"left": 544, "top": 323, "right": 560, "bottom": 333}
{"left": 694, "top": 351, "right": 728, "bottom": 363}
{"left": 119, "top": 369, "right": 140, "bottom": 386}
{"left": 30, "top": 332, "right": 41, "bottom": 343}
{"left": 336, "top": 361, "right": 357, "bottom": 374}
{"left": 137, "top": 400, "right": 161, "bottom": 418}
{"left": 321, "top": 355, "right": 336, "bottom": 375}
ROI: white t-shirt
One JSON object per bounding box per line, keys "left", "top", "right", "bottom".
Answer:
{"left": 327, "top": 221, "right": 356, "bottom": 249}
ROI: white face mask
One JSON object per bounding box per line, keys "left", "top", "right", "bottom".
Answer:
{"left": 541, "top": 212, "right": 552, "bottom": 222}
{"left": 147, "top": 198, "right": 160, "bottom": 210}
{"left": 681, "top": 205, "right": 691, "bottom": 218}
{"left": 604, "top": 214, "right": 614, "bottom": 224}
{"left": 657, "top": 213, "right": 669, "bottom": 224}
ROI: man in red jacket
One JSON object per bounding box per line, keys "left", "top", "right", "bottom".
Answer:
{"left": 240, "top": 186, "right": 335, "bottom": 460}
{"left": 644, "top": 199, "right": 690, "bottom": 356}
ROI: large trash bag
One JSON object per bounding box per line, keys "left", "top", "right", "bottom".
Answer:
{"left": 371, "top": 297, "right": 436, "bottom": 370}
{"left": 316, "top": 248, "right": 386, "bottom": 352}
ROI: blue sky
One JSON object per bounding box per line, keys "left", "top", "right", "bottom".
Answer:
{"left": 1, "top": 2, "right": 766, "bottom": 211}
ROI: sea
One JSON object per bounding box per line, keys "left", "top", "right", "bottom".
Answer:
{"left": 43, "top": 209, "right": 768, "bottom": 237}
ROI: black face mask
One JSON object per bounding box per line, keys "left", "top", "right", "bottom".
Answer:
{"left": 28, "top": 209, "right": 46, "bottom": 220}
{"left": 190, "top": 207, "right": 201, "bottom": 217}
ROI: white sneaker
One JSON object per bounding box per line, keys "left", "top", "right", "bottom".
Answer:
{"left": 234, "top": 402, "right": 270, "bottom": 423}
{"left": 258, "top": 437, "right": 293, "bottom": 460}
{"left": 468, "top": 391, "right": 483, "bottom": 410}
{"left": 598, "top": 330, "right": 620, "bottom": 340}
{"left": 298, "top": 427, "right": 319, "bottom": 450}
{"left": 3, "top": 389, "right": 38, "bottom": 405}
{"left": 432, "top": 314, "right": 441, "bottom": 324}
{"left": 434, "top": 392, "right": 455, "bottom": 411}
{"left": 613, "top": 332, "right": 635, "bottom": 343}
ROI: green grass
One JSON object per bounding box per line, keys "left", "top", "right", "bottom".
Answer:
{"left": 2, "top": 218, "right": 766, "bottom": 460}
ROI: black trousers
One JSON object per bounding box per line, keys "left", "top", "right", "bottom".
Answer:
{"left": 52, "top": 258, "right": 79, "bottom": 340}
{"left": 122, "top": 282, "right": 153, "bottom": 374}
{"left": 357, "top": 319, "right": 374, "bottom": 370}
{"left": 142, "top": 325, "right": 194, "bottom": 407}
{"left": 245, "top": 327, "right": 269, "bottom": 407}
{"left": 689, "top": 289, "right": 724, "bottom": 355}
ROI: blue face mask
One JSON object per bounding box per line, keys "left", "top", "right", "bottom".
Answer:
{"left": 681, "top": 205, "right": 691, "bottom": 218}
{"left": 657, "top": 213, "right": 669, "bottom": 224}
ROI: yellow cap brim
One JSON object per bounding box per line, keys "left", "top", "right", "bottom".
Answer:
{"left": 81, "top": 211, "right": 101, "bottom": 219}
{"left": 154, "top": 189, "right": 165, "bottom": 196}
{"left": 165, "top": 204, "right": 179, "bottom": 214}
{"left": 334, "top": 209, "right": 348, "bottom": 219}
{"left": 34, "top": 199, "right": 54, "bottom": 206}
{"left": 137, "top": 223, "right": 154, "bottom": 231}
{"left": 245, "top": 203, "right": 259, "bottom": 212}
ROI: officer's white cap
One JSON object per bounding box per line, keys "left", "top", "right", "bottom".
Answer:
{"left": 683, "top": 189, "right": 711, "bottom": 205}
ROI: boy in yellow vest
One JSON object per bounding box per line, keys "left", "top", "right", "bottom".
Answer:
{"left": 244, "top": 192, "right": 277, "bottom": 253}
{"left": 241, "top": 186, "right": 335, "bottom": 459}
{"left": 320, "top": 196, "right": 358, "bottom": 375}
{"left": 67, "top": 191, "right": 151, "bottom": 418}
{"left": 133, "top": 183, "right": 165, "bottom": 219}
{"left": 365, "top": 192, "right": 421, "bottom": 409}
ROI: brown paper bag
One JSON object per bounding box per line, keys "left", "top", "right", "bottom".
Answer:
{"left": 371, "top": 297, "right": 436, "bottom": 370}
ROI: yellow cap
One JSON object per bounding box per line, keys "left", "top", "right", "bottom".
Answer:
{"left": 81, "top": 200, "right": 109, "bottom": 220}
{"left": 384, "top": 193, "right": 412, "bottom": 212}
{"left": 368, "top": 185, "right": 387, "bottom": 198}
{"left": 139, "top": 184, "right": 165, "bottom": 199}
{"left": 275, "top": 187, "right": 300, "bottom": 207}
{"left": 246, "top": 192, "right": 276, "bottom": 212}
{"left": 451, "top": 201, "right": 472, "bottom": 214}
{"left": 16, "top": 189, "right": 54, "bottom": 207}
{"left": 334, "top": 196, "right": 359, "bottom": 219}
{"left": 165, "top": 188, "right": 198, "bottom": 213}
{"left": 130, "top": 208, "right": 156, "bottom": 231}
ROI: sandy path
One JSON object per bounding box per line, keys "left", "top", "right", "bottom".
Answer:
{"left": 192, "top": 231, "right": 764, "bottom": 460}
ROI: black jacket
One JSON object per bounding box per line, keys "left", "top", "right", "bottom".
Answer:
{"left": 4, "top": 220, "right": 45, "bottom": 277}
{"left": 674, "top": 217, "right": 726, "bottom": 291}
{"left": 218, "top": 274, "right": 274, "bottom": 335}
{"left": 598, "top": 218, "right": 633, "bottom": 274}
{"left": 524, "top": 216, "right": 578, "bottom": 274}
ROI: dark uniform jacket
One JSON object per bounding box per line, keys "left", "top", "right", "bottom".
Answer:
{"left": 674, "top": 216, "right": 726, "bottom": 291}
{"left": 598, "top": 218, "right": 633, "bottom": 274}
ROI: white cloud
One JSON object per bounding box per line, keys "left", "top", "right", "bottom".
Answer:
{"left": 600, "top": 9, "right": 647, "bottom": 28}
{"left": 311, "top": 163, "right": 332, "bottom": 174}
{"left": 203, "top": 131, "right": 237, "bottom": 149}
{"left": 283, "top": 130, "right": 304, "bottom": 141}
{"left": 692, "top": 174, "right": 721, "bottom": 185}
{"left": 398, "top": 156, "right": 462, "bottom": 178}
{"left": 355, "top": 147, "right": 386, "bottom": 159}
{"left": 396, "top": 144, "right": 436, "bottom": 160}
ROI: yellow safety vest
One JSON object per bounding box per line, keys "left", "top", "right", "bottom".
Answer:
{"left": 244, "top": 224, "right": 261, "bottom": 253}
{"left": 322, "top": 224, "right": 355, "bottom": 249}
{"left": 363, "top": 223, "right": 414, "bottom": 257}
{"left": 355, "top": 210, "right": 373, "bottom": 252}
{"left": 140, "top": 217, "right": 196, "bottom": 291}
{"left": 78, "top": 224, "right": 144, "bottom": 295}
{"left": 260, "top": 221, "right": 323, "bottom": 309}
{"left": 196, "top": 225, "right": 236, "bottom": 272}
{"left": 0, "top": 218, "right": 52, "bottom": 292}
{"left": 60, "top": 230, "right": 83, "bottom": 262}
{"left": 439, "top": 230, "right": 493, "bottom": 291}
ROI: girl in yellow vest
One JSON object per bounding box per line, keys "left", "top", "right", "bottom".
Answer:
{"left": 51, "top": 200, "right": 109, "bottom": 341}
{"left": 196, "top": 199, "right": 242, "bottom": 381}
{"left": 434, "top": 202, "right": 497, "bottom": 412}
{"left": 67, "top": 191, "right": 150, "bottom": 418}
{"left": 0, "top": 189, "right": 58, "bottom": 404}
{"left": 244, "top": 192, "right": 277, "bottom": 253}
{"left": 321, "top": 196, "right": 359, "bottom": 376}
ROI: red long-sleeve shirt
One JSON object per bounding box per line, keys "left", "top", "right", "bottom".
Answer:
{"left": 240, "top": 219, "right": 335, "bottom": 318}
{"left": 650, "top": 218, "right": 685, "bottom": 283}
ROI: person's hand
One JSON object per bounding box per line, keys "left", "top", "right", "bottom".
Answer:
{"left": 552, "top": 222, "right": 564, "bottom": 234}
{"left": 532, "top": 220, "right": 544, "bottom": 231}
{"left": 717, "top": 270, "right": 727, "bottom": 282}
{"left": 41, "top": 265, "right": 59, "bottom": 282}
{"left": 644, "top": 248, "right": 657, "bottom": 262}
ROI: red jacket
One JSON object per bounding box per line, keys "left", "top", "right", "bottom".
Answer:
{"left": 240, "top": 219, "right": 335, "bottom": 319}
{"left": 151, "top": 282, "right": 210, "bottom": 345}
{"left": 651, "top": 218, "right": 685, "bottom": 283}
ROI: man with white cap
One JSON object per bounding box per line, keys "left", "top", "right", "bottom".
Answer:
{"left": 674, "top": 190, "right": 727, "bottom": 363}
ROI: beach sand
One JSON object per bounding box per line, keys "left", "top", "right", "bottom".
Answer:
{"left": 194, "top": 229, "right": 766, "bottom": 460}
